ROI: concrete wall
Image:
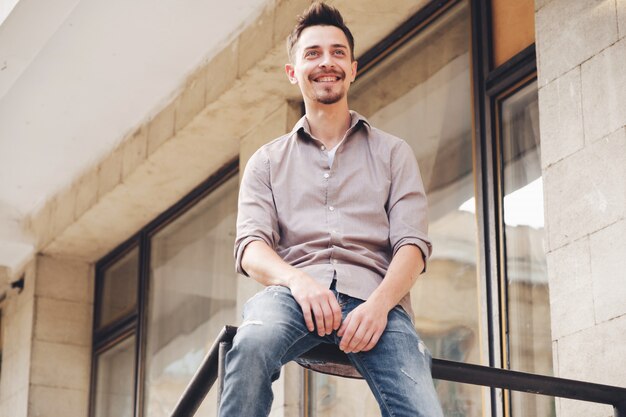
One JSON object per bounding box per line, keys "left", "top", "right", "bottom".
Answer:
{"left": 0, "top": 261, "right": 35, "bottom": 417}
{"left": 536, "top": 0, "right": 626, "bottom": 416}
{"left": 0, "top": 256, "right": 93, "bottom": 416}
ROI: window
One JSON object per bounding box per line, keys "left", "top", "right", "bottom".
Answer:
{"left": 91, "top": 245, "right": 139, "bottom": 417}
{"left": 498, "top": 81, "right": 553, "bottom": 416}
{"left": 143, "top": 174, "right": 238, "bottom": 416}
{"left": 90, "top": 161, "right": 238, "bottom": 417}
{"left": 93, "top": 335, "right": 137, "bottom": 417}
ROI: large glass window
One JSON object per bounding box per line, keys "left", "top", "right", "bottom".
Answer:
{"left": 308, "top": 2, "right": 483, "bottom": 416}
{"left": 143, "top": 175, "right": 238, "bottom": 417}
{"left": 499, "top": 81, "right": 553, "bottom": 416}
{"left": 91, "top": 164, "right": 240, "bottom": 417}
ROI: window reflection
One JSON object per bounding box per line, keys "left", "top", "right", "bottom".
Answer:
{"left": 143, "top": 175, "right": 239, "bottom": 417}
{"left": 309, "top": 2, "right": 483, "bottom": 415}
{"left": 94, "top": 335, "right": 136, "bottom": 417}
{"left": 500, "top": 81, "right": 553, "bottom": 417}
{"left": 97, "top": 247, "right": 138, "bottom": 329}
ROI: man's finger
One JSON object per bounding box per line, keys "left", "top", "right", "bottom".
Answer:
{"left": 339, "top": 317, "right": 359, "bottom": 351}
{"left": 363, "top": 330, "right": 382, "bottom": 352}
{"left": 353, "top": 329, "right": 374, "bottom": 353}
{"left": 328, "top": 296, "right": 342, "bottom": 330}
{"left": 337, "top": 312, "right": 351, "bottom": 337}
{"left": 301, "top": 302, "right": 315, "bottom": 332}
{"left": 312, "top": 303, "right": 326, "bottom": 335}
{"left": 346, "top": 323, "right": 368, "bottom": 353}
{"left": 319, "top": 301, "right": 333, "bottom": 335}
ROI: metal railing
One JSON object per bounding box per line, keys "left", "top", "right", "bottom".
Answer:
{"left": 170, "top": 325, "right": 626, "bottom": 417}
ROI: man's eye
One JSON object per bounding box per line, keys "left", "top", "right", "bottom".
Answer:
{"left": 334, "top": 50, "right": 346, "bottom": 55}
{"left": 305, "top": 51, "right": 318, "bottom": 57}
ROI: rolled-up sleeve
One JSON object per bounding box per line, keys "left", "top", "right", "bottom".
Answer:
{"left": 234, "top": 148, "right": 279, "bottom": 276}
{"left": 387, "top": 140, "right": 432, "bottom": 270}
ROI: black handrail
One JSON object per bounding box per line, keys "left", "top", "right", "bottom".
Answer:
{"left": 170, "top": 325, "right": 626, "bottom": 417}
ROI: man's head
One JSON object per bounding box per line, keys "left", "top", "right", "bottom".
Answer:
{"left": 286, "top": 2, "right": 355, "bottom": 63}
{"left": 285, "top": 2, "right": 357, "bottom": 107}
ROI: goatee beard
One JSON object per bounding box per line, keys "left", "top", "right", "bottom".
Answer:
{"left": 316, "top": 92, "right": 343, "bottom": 104}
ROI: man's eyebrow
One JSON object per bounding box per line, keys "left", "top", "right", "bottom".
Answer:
{"left": 302, "top": 43, "right": 348, "bottom": 51}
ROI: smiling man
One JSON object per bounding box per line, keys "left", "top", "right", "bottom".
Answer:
{"left": 218, "top": 2, "right": 443, "bottom": 416}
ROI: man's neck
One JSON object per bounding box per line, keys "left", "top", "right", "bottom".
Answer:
{"left": 304, "top": 101, "right": 351, "bottom": 149}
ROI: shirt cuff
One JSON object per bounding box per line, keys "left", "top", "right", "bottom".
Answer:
{"left": 234, "top": 236, "right": 270, "bottom": 276}
{"left": 392, "top": 238, "right": 432, "bottom": 273}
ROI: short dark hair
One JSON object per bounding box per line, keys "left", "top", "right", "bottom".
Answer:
{"left": 286, "top": 2, "right": 355, "bottom": 62}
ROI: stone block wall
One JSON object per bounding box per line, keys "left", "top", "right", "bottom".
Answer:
{"left": 0, "top": 256, "right": 93, "bottom": 417}
{"left": 0, "top": 262, "right": 35, "bottom": 417}
{"left": 536, "top": 1, "right": 626, "bottom": 416}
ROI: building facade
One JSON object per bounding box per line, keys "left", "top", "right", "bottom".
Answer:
{"left": 0, "top": 0, "right": 625, "bottom": 416}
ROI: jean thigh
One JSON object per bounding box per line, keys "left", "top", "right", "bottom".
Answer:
{"left": 238, "top": 285, "right": 321, "bottom": 362}
{"left": 346, "top": 306, "right": 442, "bottom": 417}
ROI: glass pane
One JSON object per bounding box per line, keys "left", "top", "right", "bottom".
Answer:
{"left": 98, "top": 247, "right": 139, "bottom": 328}
{"left": 310, "top": 2, "right": 483, "bottom": 416}
{"left": 94, "top": 335, "right": 136, "bottom": 417}
{"left": 144, "top": 175, "right": 238, "bottom": 417}
{"left": 500, "top": 81, "right": 554, "bottom": 416}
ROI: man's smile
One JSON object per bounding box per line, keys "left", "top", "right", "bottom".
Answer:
{"left": 315, "top": 76, "right": 340, "bottom": 82}
{"left": 310, "top": 71, "right": 344, "bottom": 83}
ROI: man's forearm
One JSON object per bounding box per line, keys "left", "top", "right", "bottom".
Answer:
{"left": 241, "top": 240, "right": 304, "bottom": 287}
{"left": 368, "top": 244, "right": 425, "bottom": 312}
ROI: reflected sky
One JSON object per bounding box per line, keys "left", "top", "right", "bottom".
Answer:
{"left": 459, "top": 177, "right": 544, "bottom": 229}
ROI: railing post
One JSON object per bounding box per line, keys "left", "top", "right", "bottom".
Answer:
{"left": 216, "top": 341, "right": 232, "bottom": 414}
{"left": 615, "top": 401, "right": 626, "bottom": 417}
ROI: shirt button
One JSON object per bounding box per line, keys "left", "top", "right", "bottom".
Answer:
{"left": 323, "top": 173, "right": 330, "bottom": 179}
{"left": 328, "top": 206, "right": 335, "bottom": 211}
{"left": 320, "top": 145, "right": 326, "bottom": 151}
{"left": 332, "top": 259, "right": 338, "bottom": 265}
{"left": 331, "top": 230, "right": 337, "bottom": 234}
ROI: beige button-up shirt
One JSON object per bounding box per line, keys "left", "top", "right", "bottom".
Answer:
{"left": 235, "top": 111, "right": 431, "bottom": 317}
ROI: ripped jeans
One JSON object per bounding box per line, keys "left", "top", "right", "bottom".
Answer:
{"left": 218, "top": 284, "right": 443, "bottom": 417}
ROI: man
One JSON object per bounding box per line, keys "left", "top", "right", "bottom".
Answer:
{"left": 218, "top": 2, "right": 443, "bottom": 416}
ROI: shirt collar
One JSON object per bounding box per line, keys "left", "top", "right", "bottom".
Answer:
{"left": 290, "top": 110, "right": 371, "bottom": 140}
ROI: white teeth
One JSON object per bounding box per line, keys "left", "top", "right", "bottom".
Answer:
{"left": 316, "top": 77, "right": 338, "bottom": 82}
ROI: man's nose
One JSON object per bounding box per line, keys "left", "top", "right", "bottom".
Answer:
{"left": 319, "top": 52, "right": 335, "bottom": 68}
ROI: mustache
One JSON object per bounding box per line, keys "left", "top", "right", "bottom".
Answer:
{"left": 309, "top": 69, "right": 345, "bottom": 80}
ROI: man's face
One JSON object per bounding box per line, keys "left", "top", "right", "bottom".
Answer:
{"left": 286, "top": 25, "right": 357, "bottom": 106}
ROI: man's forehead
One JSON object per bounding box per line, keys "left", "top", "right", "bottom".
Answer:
{"left": 297, "top": 25, "right": 350, "bottom": 50}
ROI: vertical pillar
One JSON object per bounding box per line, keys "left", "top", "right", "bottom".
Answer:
{"left": 28, "top": 255, "right": 93, "bottom": 417}
{"left": 536, "top": 1, "right": 626, "bottom": 416}
{"left": 0, "top": 261, "right": 36, "bottom": 417}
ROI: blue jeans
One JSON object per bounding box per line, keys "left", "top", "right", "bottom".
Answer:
{"left": 218, "top": 284, "right": 443, "bottom": 417}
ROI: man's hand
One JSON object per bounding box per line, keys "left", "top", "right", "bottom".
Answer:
{"left": 337, "top": 299, "right": 388, "bottom": 353}
{"left": 289, "top": 273, "right": 342, "bottom": 336}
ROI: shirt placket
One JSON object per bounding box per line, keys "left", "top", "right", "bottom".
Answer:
{"left": 320, "top": 143, "right": 340, "bottom": 269}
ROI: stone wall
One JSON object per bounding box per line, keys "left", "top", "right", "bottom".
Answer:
{"left": 0, "top": 256, "right": 93, "bottom": 416}
{"left": 536, "top": 0, "right": 626, "bottom": 416}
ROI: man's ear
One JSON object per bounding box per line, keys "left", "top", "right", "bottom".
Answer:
{"left": 285, "top": 63, "right": 298, "bottom": 84}
{"left": 351, "top": 60, "right": 358, "bottom": 82}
